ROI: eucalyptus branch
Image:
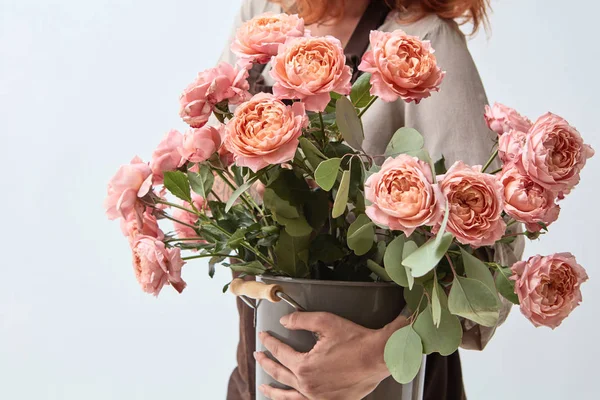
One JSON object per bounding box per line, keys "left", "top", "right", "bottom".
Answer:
{"left": 357, "top": 96, "right": 378, "bottom": 118}
{"left": 446, "top": 253, "right": 458, "bottom": 277}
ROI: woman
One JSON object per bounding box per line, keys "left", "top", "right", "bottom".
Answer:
{"left": 218, "top": 1, "right": 524, "bottom": 399}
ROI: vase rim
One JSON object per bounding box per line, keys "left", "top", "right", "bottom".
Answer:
{"left": 259, "top": 275, "right": 399, "bottom": 288}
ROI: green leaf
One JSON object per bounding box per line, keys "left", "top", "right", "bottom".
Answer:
{"left": 434, "top": 156, "right": 447, "bottom": 175}
{"left": 310, "top": 234, "right": 346, "bottom": 264}
{"left": 435, "top": 205, "right": 450, "bottom": 247}
{"left": 431, "top": 278, "right": 443, "bottom": 327}
{"left": 304, "top": 189, "right": 329, "bottom": 231}
{"left": 274, "top": 230, "right": 310, "bottom": 278}
{"left": 188, "top": 165, "right": 214, "bottom": 199}
{"left": 225, "top": 175, "right": 260, "bottom": 212}
{"left": 495, "top": 267, "right": 520, "bottom": 304}
{"left": 299, "top": 137, "right": 327, "bottom": 171}
{"left": 404, "top": 284, "right": 427, "bottom": 313}
{"left": 461, "top": 248, "right": 498, "bottom": 300}
{"left": 373, "top": 241, "right": 387, "bottom": 265}
{"left": 227, "top": 228, "right": 247, "bottom": 249}
{"left": 413, "top": 305, "right": 462, "bottom": 356}
{"left": 448, "top": 276, "right": 500, "bottom": 327}
{"left": 384, "top": 325, "right": 423, "bottom": 384}
{"left": 263, "top": 188, "right": 300, "bottom": 219}
{"left": 332, "top": 170, "right": 350, "bottom": 218}
{"left": 384, "top": 236, "right": 408, "bottom": 287}
{"left": 163, "top": 171, "right": 192, "bottom": 203}
{"left": 336, "top": 96, "right": 364, "bottom": 150}
{"left": 229, "top": 261, "right": 266, "bottom": 276}
{"left": 347, "top": 214, "right": 375, "bottom": 256}
{"left": 275, "top": 214, "right": 313, "bottom": 237}
{"left": 385, "top": 127, "right": 425, "bottom": 157}
{"left": 314, "top": 158, "right": 341, "bottom": 191}
{"left": 367, "top": 260, "right": 392, "bottom": 282}
{"left": 350, "top": 73, "right": 373, "bottom": 107}
{"left": 402, "top": 233, "right": 453, "bottom": 278}
{"left": 403, "top": 241, "right": 418, "bottom": 289}
{"left": 208, "top": 255, "right": 226, "bottom": 278}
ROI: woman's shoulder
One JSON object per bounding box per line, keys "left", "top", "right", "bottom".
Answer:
{"left": 381, "top": 12, "right": 466, "bottom": 44}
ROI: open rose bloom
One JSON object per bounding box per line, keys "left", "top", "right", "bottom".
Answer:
{"left": 106, "top": 11, "right": 593, "bottom": 380}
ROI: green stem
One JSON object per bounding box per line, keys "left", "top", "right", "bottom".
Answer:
{"left": 155, "top": 199, "right": 200, "bottom": 216}
{"left": 507, "top": 219, "right": 518, "bottom": 228}
{"left": 161, "top": 213, "right": 197, "bottom": 230}
{"left": 210, "top": 190, "right": 223, "bottom": 203}
{"left": 182, "top": 253, "right": 241, "bottom": 261}
{"left": 357, "top": 96, "right": 378, "bottom": 118}
{"left": 318, "top": 112, "right": 326, "bottom": 138}
{"left": 482, "top": 149, "right": 499, "bottom": 173}
{"left": 489, "top": 167, "right": 503, "bottom": 175}
{"left": 165, "top": 237, "right": 205, "bottom": 243}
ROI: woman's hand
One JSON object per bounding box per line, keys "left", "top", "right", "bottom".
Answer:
{"left": 255, "top": 312, "right": 408, "bottom": 400}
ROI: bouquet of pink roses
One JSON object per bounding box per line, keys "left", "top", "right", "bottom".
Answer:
{"left": 105, "top": 12, "right": 593, "bottom": 383}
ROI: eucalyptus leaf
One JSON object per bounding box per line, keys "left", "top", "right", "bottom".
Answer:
{"left": 163, "top": 171, "right": 192, "bottom": 203}
{"left": 461, "top": 248, "right": 498, "bottom": 300}
{"left": 347, "top": 214, "right": 375, "bottom": 256}
{"left": 299, "top": 137, "right": 327, "bottom": 171}
{"left": 384, "top": 325, "right": 423, "bottom": 384}
{"left": 495, "top": 266, "right": 520, "bottom": 304}
{"left": 384, "top": 236, "right": 408, "bottom": 287}
{"left": 314, "top": 158, "right": 342, "bottom": 191}
{"left": 434, "top": 156, "right": 447, "bottom": 175}
{"left": 435, "top": 205, "right": 450, "bottom": 246}
{"left": 367, "top": 260, "right": 392, "bottom": 282}
{"left": 385, "top": 128, "right": 425, "bottom": 157}
{"left": 373, "top": 241, "right": 387, "bottom": 265}
{"left": 448, "top": 276, "right": 500, "bottom": 327}
{"left": 431, "top": 278, "right": 443, "bottom": 327}
{"left": 414, "top": 305, "right": 462, "bottom": 356}
{"left": 336, "top": 96, "right": 364, "bottom": 150}
{"left": 332, "top": 170, "right": 350, "bottom": 218}
{"left": 188, "top": 165, "right": 214, "bottom": 198}
{"left": 350, "top": 73, "right": 373, "bottom": 107}
{"left": 402, "top": 233, "right": 453, "bottom": 278}
{"left": 403, "top": 241, "right": 418, "bottom": 289}
{"left": 404, "top": 284, "right": 427, "bottom": 313}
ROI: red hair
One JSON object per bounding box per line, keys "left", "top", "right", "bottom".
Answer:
{"left": 272, "top": 0, "right": 491, "bottom": 34}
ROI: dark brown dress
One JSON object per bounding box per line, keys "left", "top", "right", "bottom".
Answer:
{"left": 226, "top": 2, "right": 466, "bottom": 399}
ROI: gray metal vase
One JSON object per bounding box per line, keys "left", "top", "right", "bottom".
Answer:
{"left": 255, "top": 276, "right": 426, "bottom": 400}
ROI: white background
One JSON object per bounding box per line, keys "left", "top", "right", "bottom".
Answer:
{"left": 0, "top": 0, "right": 598, "bottom": 399}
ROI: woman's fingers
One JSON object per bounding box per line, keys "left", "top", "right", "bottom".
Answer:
{"left": 254, "top": 351, "right": 299, "bottom": 389}
{"left": 258, "top": 384, "right": 307, "bottom": 400}
{"left": 258, "top": 331, "right": 303, "bottom": 369}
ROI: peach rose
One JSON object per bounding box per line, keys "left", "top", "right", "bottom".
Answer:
{"left": 150, "top": 129, "right": 185, "bottom": 183}
{"left": 231, "top": 13, "right": 305, "bottom": 64}
{"left": 121, "top": 209, "right": 164, "bottom": 243}
{"left": 224, "top": 92, "right": 307, "bottom": 172}
{"left": 172, "top": 193, "right": 206, "bottom": 242}
{"left": 179, "top": 61, "right": 252, "bottom": 128}
{"left": 131, "top": 235, "right": 187, "bottom": 296}
{"left": 358, "top": 30, "right": 445, "bottom": 103}
{"left": 270, "top": 35, "right": 352, "bottom": 111}
{"left": 178, "top": 125, "right": 222, "bottom": 163}
{"left": 520, "top": 113, "right": 594, "bottom": 194}
{"left": 500, "top": 164, "right": 560, "bottom": 232}
{"left": 104, "top": 156, "right": 153, "bottom": 221}
{"left": 511, "top": 253, "right": 588, "bottom": 329}
{"left": 484, "top": 103, "right": 532, "bottom": 136}
{"left": 498, "top": 129, "right": 526, "bottom": 164}
{"left": 436, "top": 161, "right": 506, "bottom": 247}
{"left": 365, "top": 155, "right": 444, "bottom": 236}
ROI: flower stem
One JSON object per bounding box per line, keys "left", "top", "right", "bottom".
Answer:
{"left": 357, "top": 96, "right": 378, "bottom": 118}
{"left": 482, "top": 149, "right": 499, "bottom": 173}
{"left": 182, "top": 253, "right": 241, "bottom": 261}
{"left": 161, "top": 213, "right": 197, "bottom": 230}
{"left": 154, "top": 199, "right": 200, "bottom": 215}
{"left": 489, "top": 167, "right": 503, "bottom": 174}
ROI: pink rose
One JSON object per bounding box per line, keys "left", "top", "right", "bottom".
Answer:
{"left": 511, "top": 253, "right": 588, "bottom": 329}
{"left": 484, "top": 103, "right": 532, "bottom": 136}
{"left": 358, "top": 30, "right": 445, "bottom": 103}
{"left": 150, "top": 129, "right": 185, "bottom": 183}
{"left": 172, "top": 193, "right": 206, "bottom": 242}
{"left": 498, "top": 129, "right": 526, "bottom": 164}
{"left": 520, "top": 113, "right": 594, "bottom": 194}
{"left": 131, "top": 235, "right": 187, "bottom": 296}
{"left": 104, "top": 156, "right": 153, "bottom": 221}
{"left": 365, "top": 155, "right": 444, "bottom": 236}
{"left": 500, "top": 164, "right": 560, "bottom": 232}
{"left": 178, "top": 125, "right": 222, "bottom": 163}
{"left": 270, "top": 35, "right": 352, "bottom": 112}
{"left": 224, "top": 92, "right": 307, "bottom": 172}
{"left": 231, "top": 13, "right": 305, "bottom": 64}
{"left": 120, "top": 209, "right": 164, "bottom": 243}
{"left": 436, "top": 161, "right": 506, "bottom": 247}
{"left": 179, "top": 61, "right": 252, "bottom": 128}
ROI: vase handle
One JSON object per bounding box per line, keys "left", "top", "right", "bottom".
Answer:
{"left": 230, "top": 278, "right": 283, "bottom": 303}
